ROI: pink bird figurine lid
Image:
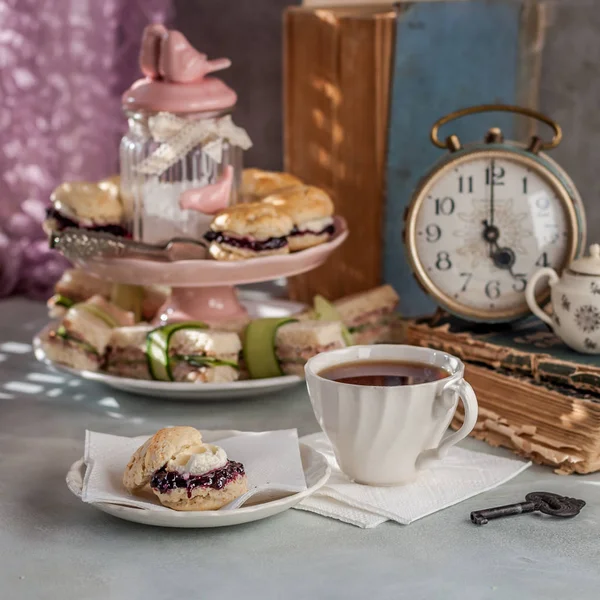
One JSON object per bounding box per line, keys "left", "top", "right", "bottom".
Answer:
{"left": 122, "top": 24, "right": 237, "bottom": 114}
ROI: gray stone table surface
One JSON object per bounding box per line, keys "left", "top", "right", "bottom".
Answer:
{"left": 1, "top": 298, "right": 599, "bottom": 599}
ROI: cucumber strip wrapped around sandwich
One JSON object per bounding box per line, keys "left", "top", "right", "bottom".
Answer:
{"left": 146, "top": 323, "right": 241, "bottom": 382}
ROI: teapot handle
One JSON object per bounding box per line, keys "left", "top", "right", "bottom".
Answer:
{"left": 525, "top": 267, "right": 559, "bottom": 327}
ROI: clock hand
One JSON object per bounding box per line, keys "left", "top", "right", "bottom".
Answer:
{"left": 481, "top": 220, "right": 519, "bottom": 279}
{"left": 489, "top": 158, "right": 495, "bottom": 227}
{"left": 481, "top": 219, "right": 499, "bottom": 258}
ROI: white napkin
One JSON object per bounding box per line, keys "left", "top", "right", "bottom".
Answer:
{"left": 82, "top": 429, "right": 307, "bottom": 511}
{"left": 295, "top": 433, "right": 531, "bottom": 528}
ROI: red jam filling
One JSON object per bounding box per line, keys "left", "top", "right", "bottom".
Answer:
{"left": 46, "top": 207, "right": 131, "bottom": 238}
{"left": 150, "top": 460, "right": 245, "bottom": 498}
{"left": 204, "top": 230, "right": 288, "bottom": 251}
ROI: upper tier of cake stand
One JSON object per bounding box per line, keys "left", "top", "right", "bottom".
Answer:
{"left": 69, "top": 217, "right": 348, "bottom": 287}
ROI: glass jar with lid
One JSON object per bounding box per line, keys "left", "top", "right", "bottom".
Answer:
{"left": 119, "top": 26, "right": 252, "bottom": 245}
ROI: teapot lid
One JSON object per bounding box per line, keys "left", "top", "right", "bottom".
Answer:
{"left": 568, "top": 244, "right": 600, "bottom": 275}
{"left": 122, "top": 25, "right": 237, "bottom": 114}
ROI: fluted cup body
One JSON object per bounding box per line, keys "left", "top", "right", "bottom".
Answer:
{"left": 305, "top": 345, "right": 478, "bottom": 486}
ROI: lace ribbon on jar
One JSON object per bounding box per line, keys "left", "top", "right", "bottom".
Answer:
{"left": 135, "top": 112, "right": 252, "bottom": 176}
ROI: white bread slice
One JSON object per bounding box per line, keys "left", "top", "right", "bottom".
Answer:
{"left": 107, "top": 325, "right": 152, "bottom": 350}
{"left": 40, "top": 331, "right": 101, "bottom": 372}
{"left": 333, "top": 285, "right": 399, "bottom": 326}
{"left": 54, "top": 269, "right": 113, "bottom": 303}
{"left": 275, "top": 320, "right": 346, "bottom": 350}
{"left": 62, "top": 296, "right": 134, "bottom": 354}
{"left": 169, "top": 329, "right": 241, "bottom": 361}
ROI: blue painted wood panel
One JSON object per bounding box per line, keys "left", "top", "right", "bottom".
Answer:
{"left": 384, "top": 0, "right": 536, "bottom": 317}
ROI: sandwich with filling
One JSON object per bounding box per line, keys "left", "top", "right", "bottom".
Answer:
{"left": 44, "top": 175, "right": 128, "bottom": 237}
{"left": 40, "top": 295, "right": 135, "bottom": 371}
{"left": 333, "top": 285, "right": 399, "bottom": 345}
{"left": 240, "top": 168, "right": 303, "bottom": 202}
{"left": 47, "top": 269, "right": 114, "bottom": 319}
{"left": 274, "top": 320, "right": 346, "bottom": 376}
{"left": 47, "top": 268, "right": 169, "bottom": 322}
{"left": 262, "top": 186, "right": 335, "bottom": 251}
{"left": 205, "top": 202, "right": 293, "bottom": 260}
{"left": 105, "top": 324, "right": 242, "bottom": 383}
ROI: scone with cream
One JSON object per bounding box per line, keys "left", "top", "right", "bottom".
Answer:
{"left": 205, "top": 202, "right": 293, "bottom": 260}
{"left": 44, "top": 176, "right": 127, "bottom": 237}
{"left": 240, "top": 168, "right": 303, "bottom": 202}
{"left": 123, "top": 426, "right": 248, "bottom": 511}
{"left": 262, "top": 185, "right": 335, "bottom": 251}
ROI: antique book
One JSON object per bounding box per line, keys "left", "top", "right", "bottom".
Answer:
{"left": 406, "top": 316, "right": 600, "bottom": 474}
{"left": 406, "top": 316, "right": 600, "bottom": 393}
{"left": 284, "top": 5, "right": 396, "bottom": 303}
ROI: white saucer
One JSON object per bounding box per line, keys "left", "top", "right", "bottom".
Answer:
{"left": 33, "top": 293, "right": 305, "bottom": 401}
{"left": 66, "top": 433, "right": 330, "bottom": 528}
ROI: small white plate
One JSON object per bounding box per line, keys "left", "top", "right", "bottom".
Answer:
{"left": 33, "top": 293, "right": 305, "bottom": 401}
{"left": 66, "top": 433, "right": 330, "bottom": 528}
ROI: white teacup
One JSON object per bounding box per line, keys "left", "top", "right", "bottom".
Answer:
{"left": 305, "top": 345, "right": 478, "bottom": 486}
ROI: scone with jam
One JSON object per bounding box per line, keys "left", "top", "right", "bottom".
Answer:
{"left": 123, "top": 426, "right": 248, "bottom": 511}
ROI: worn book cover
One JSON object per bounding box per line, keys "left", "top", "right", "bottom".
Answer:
{"left": 284, "top": 5, "right": 396, "bottom": 302}
{"left": 407, "top": 315, "right": 600, "bottom": 394}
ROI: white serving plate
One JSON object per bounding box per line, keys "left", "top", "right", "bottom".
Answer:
{"left": 33, "top": 293, "right": 305, "bottom": 401}
{"left": 66, "top": 431, "right": 330, "bottom": 528}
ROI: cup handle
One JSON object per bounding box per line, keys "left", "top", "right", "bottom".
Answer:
{"left": 416, "top": 379, "right": 479, "bottom": 470}
{"left": 525, "top": 267, "right": 559, "bottom": 328}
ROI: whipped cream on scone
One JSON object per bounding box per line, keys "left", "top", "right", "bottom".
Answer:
{"left": 123, "top": 426, "right": 248, "bottom": 511}
{"left": 262, "top": 186, "right": 335, "bottom": 251}
{"left": 206, "top": 202, "right": 293, "bottom": 260}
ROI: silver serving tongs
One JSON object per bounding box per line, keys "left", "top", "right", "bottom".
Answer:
{"left": 49, "top": 228, "right": 208, "bottom": 262}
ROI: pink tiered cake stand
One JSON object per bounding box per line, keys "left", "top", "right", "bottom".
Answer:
{"left": 67, "top": 217, "right": 348, "bottom": 323}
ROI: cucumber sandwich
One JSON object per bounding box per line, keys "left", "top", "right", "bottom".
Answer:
{"left": 40, "top": 295, "right": 134, "bottom": 371}
{"left": 105, "top": 323, "right": 242, "bottom": 383}
{"left": 243, "top": 317, "right": 347, "bottom": 378}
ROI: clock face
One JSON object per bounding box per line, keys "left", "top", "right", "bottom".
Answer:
{"left": 406, "top": 150, "right": 579, "bottom": 321}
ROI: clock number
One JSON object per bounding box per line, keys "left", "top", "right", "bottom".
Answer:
{"left": 535, "top": 252, "right": 549, "bottom": 267}
{"left": 545, "top": 224, "right": 560, "bottom": 244}
{"left": 425, "top": 224, "right": 441, "bottom": 243}
{"left": 458, "top": 176, "right": 473, "bottom": 194}
{"left": 485, "top": 165, "right": 505, "bottom": 186}
{"left": 435, "top": 251, "right": 452, "bottom": 271}
{"left": 459, "top": 272, "right": 472, "bottom": 292}
{"left": 435, "top": 197, "right": 455, "bottom": 216}
{"left": 485, "top": 280, "right": 501, "bottom": 300}
{"left": 522, "top": 177, "right": 528, "bottom": 194}
{"left": 512, "top": 274, "right": 527, "bottom": 293}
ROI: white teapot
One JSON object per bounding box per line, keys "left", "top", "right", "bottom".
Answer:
{"left": 526, "top": 244, "right": 600, "bottom": 354}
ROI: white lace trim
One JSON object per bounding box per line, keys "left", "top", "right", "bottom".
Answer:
{"left": 135, "top": 112, "right": 252, "bottom": 176}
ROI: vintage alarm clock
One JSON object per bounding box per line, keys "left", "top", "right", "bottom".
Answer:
{"left": 404, "top": 104, "right": 586, "bottom": 323}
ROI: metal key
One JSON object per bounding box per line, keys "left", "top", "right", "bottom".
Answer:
{"left": 470, "top": 492, "right": 586, "bottom": 525}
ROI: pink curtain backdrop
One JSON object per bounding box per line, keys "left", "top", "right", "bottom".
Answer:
{"left": 0, "top": 0, "right": 172, "bottom": 300}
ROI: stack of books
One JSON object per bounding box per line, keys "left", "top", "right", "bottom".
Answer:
{"left": 406, "top": 316, "right": 600, "bottom": 474}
